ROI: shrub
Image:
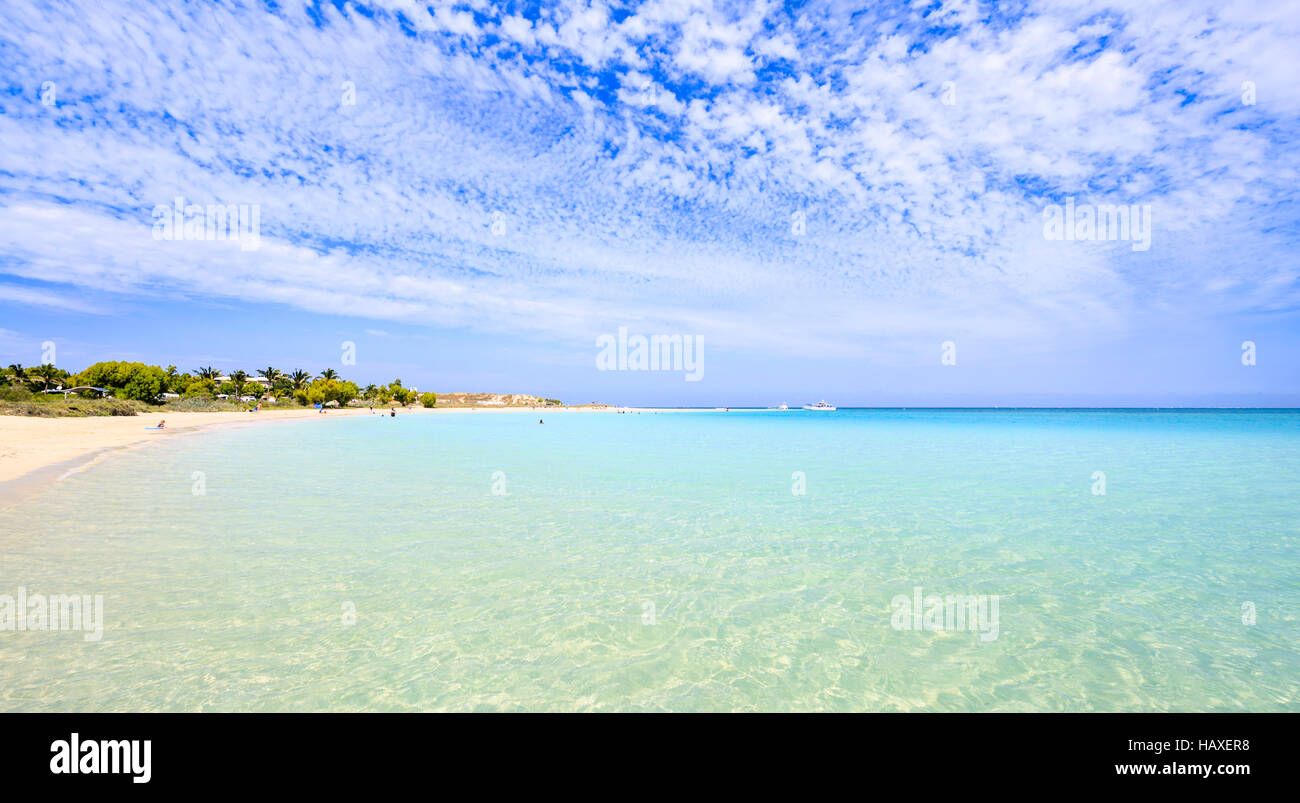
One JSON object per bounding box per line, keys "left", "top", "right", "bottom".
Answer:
{"left": 0, "top": 396, "right": 147, "bottom": 417}
{"left": 184, "top": 379, "right": 216, "bottom": 398}
{"left": 419, "top": 392, "right": 437, "bottom": 408}
{"left": 307, "top": 379, "right": 360, "bottom": 406}
{"left": 0, "top": 385, "right": 36, "bottom": 402}
{"left": 76, "top": 361, "right": 168, "bottom": 402}
{"left": 161, "top": 396, "right": 240, "bottom": 412}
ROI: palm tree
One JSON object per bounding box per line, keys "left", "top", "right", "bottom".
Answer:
{"left": 28, "top": 363, "right": 61, "bottom": 392}
{"left": 289, "top": 370, "right": 313, "bottom": 390}
{"left": 229, "top": 369, "right": 249, "bottom": 396}
{"left": 258, "top": 366, "right": 282, "bottom": 383}
{"left": 319, "top": 368, "right": 339, "bottom": 382}
{"left": 195, "top": 366, "right": 219, "bottom": 381}
{"left": 6, "top": 364, "right": 25, "bottom": 386}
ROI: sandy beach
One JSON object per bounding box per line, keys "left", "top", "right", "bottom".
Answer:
{"left": 0, "top": 407, "right": 373, "bottom": 486}
{"left": 0, "top": 405, "right": 681, "bottom": 488}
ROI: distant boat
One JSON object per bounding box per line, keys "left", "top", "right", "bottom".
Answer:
{"left": 777, "top": 403, "right": 789, "bottom": 410}
{"left": 801, "top": 401, "right": 836, "bottom": 411}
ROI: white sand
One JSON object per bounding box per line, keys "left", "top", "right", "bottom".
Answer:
{"left": 0, "top": 405, "right": 673, "bottom": 485}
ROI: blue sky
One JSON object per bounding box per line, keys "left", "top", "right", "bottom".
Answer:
{"left": 1, "top": 0, "right": 1298, "bottom": 405}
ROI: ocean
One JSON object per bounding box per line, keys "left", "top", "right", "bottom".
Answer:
{"left": 1, "top": 409, "right": 1296, "bottom": 711}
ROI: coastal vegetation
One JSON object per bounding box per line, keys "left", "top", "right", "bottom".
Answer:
{"left": 0, "top": 362, "right": 437, "bottom": 416}
{"left": 0, "top": 384, "right": 146, "bottom": 417}
{"left": 0, "top": 362, "right": 570, "bottom": 417}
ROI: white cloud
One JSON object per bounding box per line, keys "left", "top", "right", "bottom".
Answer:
{"left": 0, "top": 0, "right": 1295, "bottom": 363}
{"left": 0, "top": 282, "right": 108, "bottom": 314}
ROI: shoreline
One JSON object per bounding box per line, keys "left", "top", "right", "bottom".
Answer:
{"left": 0, "top": 405, "right": 696, "bottom": 501}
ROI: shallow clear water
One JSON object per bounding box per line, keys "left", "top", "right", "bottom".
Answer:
{"left": 1, "top": 409, "right": 1297, "bottom": 711}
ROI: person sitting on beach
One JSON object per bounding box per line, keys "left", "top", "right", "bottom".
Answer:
{"left": 156, "top": 420, "right": 165, "bottom": 429}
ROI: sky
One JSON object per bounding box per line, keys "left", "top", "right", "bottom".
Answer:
{"left": 1, "top": 0, "right": 1298, "bottom": 406}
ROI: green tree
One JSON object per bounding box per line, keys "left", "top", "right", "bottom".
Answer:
{"left": 319, "top": 368, "right": 339, "bottom": 382}
{"left": 185, "top": 379, "right": 216, "bottom": 398}
{"left": 77, "top": 361, "right": 168, "bottom": 402}
{"left": 254, "top": 366, "right": 283, "bottom": 398}
{"left": 28, "top": 363, "right": 63, "bottom": 392}
{"left": 307, "top": 379, "right": 360, "bottom": 406}
{"left": 289, "top": 370, "right": 313, "bottom": 390}
{"left": 229, "top": 370, "right": 249, "bottom": 396}
{"left": 123, "top": 373, "right": 164, "bottom": 400}
{"left": 195, "top": 366, "right": 219, "bottom": 381}
{"left": 419, "top": 392, "right": 437, "bottom": 408}
{"left": 165, "top": 368, "right": 192, "bottom": 394}
{"left": 384, "top": 379, "right": 415, "bottom": 405}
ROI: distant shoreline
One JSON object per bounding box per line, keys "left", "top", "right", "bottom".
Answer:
{"left": 0, "top": 405, "right": 698, "bottom": 498}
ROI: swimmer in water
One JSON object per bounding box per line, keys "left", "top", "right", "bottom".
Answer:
{"left": 539, "top": 419, "right": 543, "bottom": 424}
{"left": 390, "top": 408, "right": 396, "bottom": 417}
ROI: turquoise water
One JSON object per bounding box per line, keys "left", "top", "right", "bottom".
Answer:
{"left": 1, "top": 409, "right": 1297, "bottom": 711}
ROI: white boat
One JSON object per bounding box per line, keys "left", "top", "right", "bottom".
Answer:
{"left": 801, "top": 401, "right": 836, "bottom": 411}
{"left": 777, "top": 403, "right": 789, "bottom": 410}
